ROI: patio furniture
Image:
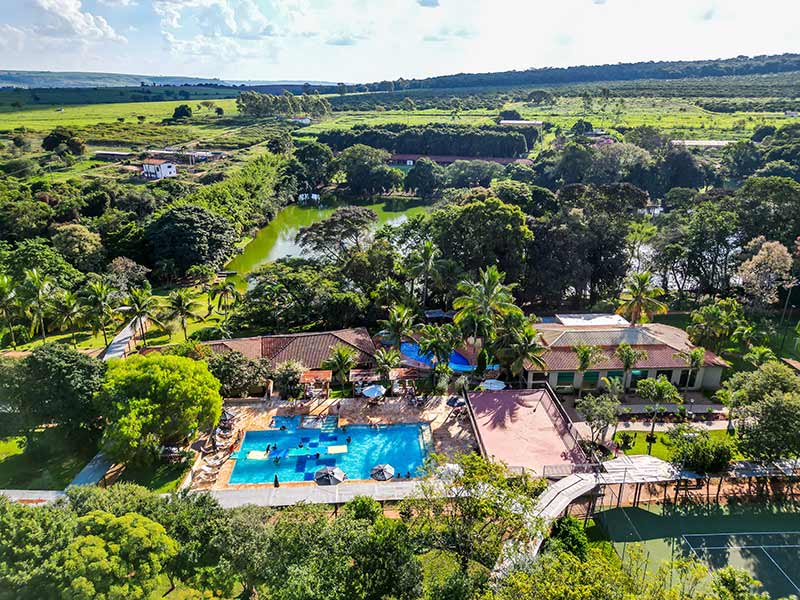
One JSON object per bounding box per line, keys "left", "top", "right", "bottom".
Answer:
{"left": 371, "top": 464, "right": 395, "bottom": 481}
{"left": 480, "top": 379, "right": 506, "bottom": 391}
{"left": 314, "top": 466, "right": 346, "bottom": 485}
{"left": 362, "top": 384, "right": 386, "bottom": 399}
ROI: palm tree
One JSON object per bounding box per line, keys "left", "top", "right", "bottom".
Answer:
{"left": 84, "top": 280, "right": 117, "bottom": 347}
{"left": 127, "top": 287, "right": 164, "bottom": 348}
{"left": 163, "top": 288, "right": 203, "bottom": 341}
{"left": 53, "top": 290, "right": 86, "bottom": 347}
{"left": 210, "top": 280, "right": 241, "bottom": 319}
{"left": 322, "top": 344, "right": 358, "bottom": 391}
{"left": 374, "top": 347, "right": 402, "bottom": 380}
{"left": 493, "top": 317, "right": 547, "bottom": 385}
{"left": 674, "top": 347, "right": 705, "bottom": 396}
{"left": 614, "top": 343, "right": 649, "bottom": 393}
{"left": 574, "top": 344, "right": 605, "bottom": 398}
{"left": 616, "top": 271, "right": 668, "bottom": 325}
{"left": 407, "top": 240, "right": 441, "bottom": 308}
{"left": 453, "top": 266, "right": 520, "bottom": 342}
{"left": 418, "top": 324, "right": 461, "bottom": 367}
{"left": 379, "top": 304, "right": 419, "bottom": 348}
{"left": 743, "top": 345, "right": 776, "bottom": 368}
{"left": 637, "top": 376, "right": 682, "bottom": 451}
{"left": 23, "top": 268, "right": 55, "bottom": 342}
{"left": 0, "top": 275, "right": 18, "bottom": 349}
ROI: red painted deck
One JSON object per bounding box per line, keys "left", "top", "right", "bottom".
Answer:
{"left": 469, "top": 390, "right": 583, "bottom": 476}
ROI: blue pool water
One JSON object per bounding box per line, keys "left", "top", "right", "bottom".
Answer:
{"left": 400, "top": 341, "right": 475, "bottom": 372}
{"left": 229, "top": 416, "right": 430, "bottom": 484}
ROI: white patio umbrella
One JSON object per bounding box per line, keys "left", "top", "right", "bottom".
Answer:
{"left": 362, "top": 384, "right": 387, "bottom": 399}
{"left": 480, "top": 379, "right": 506, "bottom": 391}
{"left": 370, "top": 464, "right": 395, "bottom": 481}
{"left": 314, "top": 466, "right": 346, "bottom": 485}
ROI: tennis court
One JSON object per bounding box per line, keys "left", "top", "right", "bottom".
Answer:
{"left": 595, "top": 502, "right": 800, "bottom": 598}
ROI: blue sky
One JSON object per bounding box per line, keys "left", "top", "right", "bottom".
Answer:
{"left": 2, "top": 0, "right": 799, "bottom": 82}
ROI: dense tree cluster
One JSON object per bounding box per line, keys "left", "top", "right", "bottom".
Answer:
{"left": 236, "top": 90, "right": 333, "bottom": 118}
{"left": 317, "top": 123, "right": 534, "bottom": 158}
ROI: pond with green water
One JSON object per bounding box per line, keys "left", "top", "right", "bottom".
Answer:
{"left": 225, "top": 201, "right": 429, "bottom": 283}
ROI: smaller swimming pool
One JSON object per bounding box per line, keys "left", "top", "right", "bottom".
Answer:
{"left": 400, "top": 341, "right": 475, "bottom": 372}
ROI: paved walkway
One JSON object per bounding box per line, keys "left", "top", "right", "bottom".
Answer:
{"left": 210, "top": 479, "right": 421, "bottom": 508}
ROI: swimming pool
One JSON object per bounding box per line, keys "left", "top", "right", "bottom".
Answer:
{"left": 400, "top": 341, "right": 475, "bottom": 372}
{"left": 228, "top": 416, "right": 431, "bottom": 485}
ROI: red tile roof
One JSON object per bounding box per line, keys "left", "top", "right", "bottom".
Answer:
{"left": 142, "top": 158, "right": 170, "bottom": 165}
{"left": 205, "top": 328, "right": 377, "bottom": 369}
{"left": 525, "top": 323, "right": 727, "bottom": 371}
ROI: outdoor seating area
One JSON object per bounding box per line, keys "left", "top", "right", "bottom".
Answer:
{"left": 301, "top": 370, "right": 332, "bottom": 401}
{"left": 193, "top": 393, "right": 478, "bottom": 490}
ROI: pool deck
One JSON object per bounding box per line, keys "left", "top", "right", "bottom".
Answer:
{"left": 197, "top": 394, "right": 477, "bottom": 491}
{"left": 210, "top": 479, "right": 422, "bottom": 507}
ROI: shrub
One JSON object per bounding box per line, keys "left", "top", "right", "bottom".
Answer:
{"left": 546, "top": 515, "right": 588, "bottom": 560}
{"left": 272, "top": 360, "right": 306, "bottom": 400}
{"left": 618, "top": 431, "right": 634, "bottom": 449}
{"left": 668, "top": 427, "right": 734, "bottom": 473}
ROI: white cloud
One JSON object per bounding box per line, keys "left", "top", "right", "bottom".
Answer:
{"left": 98, "top": 0, "right": 138, "bottom": 6}
{"left": 0, "top": 25, "right": 26, "bottom": 52}
{"left": 34, "top": 0, "right": 126, "bottom": 43}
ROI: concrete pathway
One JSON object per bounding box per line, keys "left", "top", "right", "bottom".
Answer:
{"left": 210, "top": 479, "right": 421, "bottom": 508}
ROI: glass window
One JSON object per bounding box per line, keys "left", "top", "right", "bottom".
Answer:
{"left": 630, "top": 369, "right": 647, "bottom": 387}
{"left": 606, "top": 370, "right": 624, "bottom": 383}
{"left": 583, "top": 371, "right": 600, "bottom": 388}
{"left": 656, "top": 369, "right": 672, "bottom": 380}
{"left": 679, "top": 369, "right": 697, "bottom": 388}
{"left": 557, "top": 372, "right": 575, "bottom": 386}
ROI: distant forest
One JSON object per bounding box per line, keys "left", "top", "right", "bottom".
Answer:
{"left": 362, "top": 53, "right": 800, "bottom": 91}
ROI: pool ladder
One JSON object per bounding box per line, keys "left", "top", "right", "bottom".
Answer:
{"left": 321, "top": 415, "right": 338, "bottom": 433}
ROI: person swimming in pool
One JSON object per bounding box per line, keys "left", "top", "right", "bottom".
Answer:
{"left": 315, "top": 452, "right": 321, "bottom": 459}
{"left": 346, "top": 436, "right": 352, "bottom": 444}
{"left": 298, "top": 441, "right": 304, "bottom": 448}
{"left": 280, "top": 425, "right": 287, "bottom": 431}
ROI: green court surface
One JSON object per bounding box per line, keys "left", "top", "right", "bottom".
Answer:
{"left": 595, "top": 503, "right": 800, "bottom": 598}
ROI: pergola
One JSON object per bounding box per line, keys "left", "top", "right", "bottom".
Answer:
{"left": 300, "top": 370, "right": 333, "bottom": 384}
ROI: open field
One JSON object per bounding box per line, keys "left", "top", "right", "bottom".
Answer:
{"left": 0, "top": 98, "right": 240, "bottom": 130}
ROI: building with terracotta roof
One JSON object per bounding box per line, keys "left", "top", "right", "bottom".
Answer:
{"left": 204, "top": 328, "right": 378, "bottom": 370}
{"left": 525, "top": 315, "right": 727, "bottom": 393}
{"left": 141, "top": 158, "right": 177, "bottom": 180}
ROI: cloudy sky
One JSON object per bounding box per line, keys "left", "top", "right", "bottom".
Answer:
{"left": 2, "top": 0, "right": 799, "bottom": 82}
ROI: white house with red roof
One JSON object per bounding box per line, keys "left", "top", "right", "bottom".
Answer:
{"left": 525, "top": 314, "right": 727, "bottom": 393}
{"left": 142, "top": 158, "right": 177, "bottom": 180}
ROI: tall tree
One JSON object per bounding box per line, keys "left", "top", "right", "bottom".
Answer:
{"left": 22, "top": 268, "right": 55, "bottom": 343}
{"left": 0, "top": 275, "right": 18, "bottom": 349}
{"left": 614, "top": 343, "right": 649, "bottom": 392}
{"left": 209, "top": 280, "right": 241, "bottom": 319}
{"left": 493, "top": 316, "right": 547, "bottom": 385}
{"left": 322, "top": 344, "right": 359, "bottom": 391}
{"left": 163, "top": 288, "right": 203, "bottom": 341}
{"left": 83, "top": 279, "right": 117, "bottom": 347}
{"left": 53, "top": 290, "right": 85, "bottom": 347}
{"left": 373, "top": 347, "right": 401, "bottom": 380}
{"left": 453, "top": 266, "right": 521, "bottom": 342}
{"left": 637, "top": 375, "right": 682, "bottom": 443}
{"left": 674, "top": 347, "right": 706, "bottom": 395}
{"left": 616, "top": 271, "right": 668, "bottom": 325}
{"left": 573, "top": 344, "right": 605, "bottom": 398}
{"left": 379, "top": 304, "right": 419, "bottom": 348}
{"left": 127, "top": 286, "right": 164, "bottom": 348}
{"left": 406, "top": 240, "right": 441, "bottom": 308}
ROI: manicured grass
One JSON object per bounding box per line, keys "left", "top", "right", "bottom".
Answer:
{"left": 118, "top": 460, "right": 192, "bottom": 494}
{"left": 614, "top": 429, "right": 741, "bottom": 462}
{"left": 0, "top": 429, "right": 97, "bottom": 490}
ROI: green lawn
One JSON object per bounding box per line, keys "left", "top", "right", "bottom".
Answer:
{"left": 614, "top": 429, "right": 740, "bottom": 462}
{"left": 118, "top": 460, "right": 192, "bottom": 494}
{"left": 0, "top": 429, "right": 96, "bottom": 490}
